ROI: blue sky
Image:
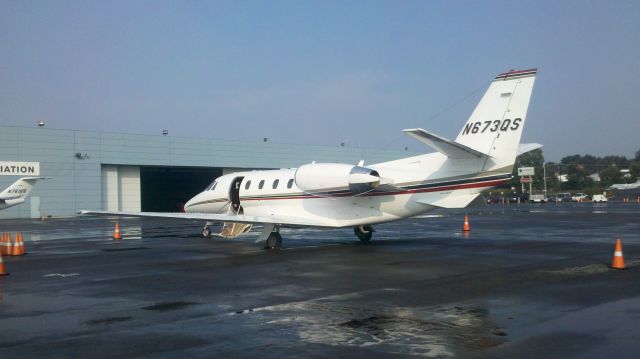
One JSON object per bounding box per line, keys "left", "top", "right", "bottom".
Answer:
{"left": 1, "top": 0, "right": 639, "bottom": 160}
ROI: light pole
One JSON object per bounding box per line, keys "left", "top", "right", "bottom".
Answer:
{"left": 543, "top": 162, "right": 548, "bottom": 197}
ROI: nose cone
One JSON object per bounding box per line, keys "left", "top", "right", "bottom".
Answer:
{"left": 184, "top": 193, "right": 202, "bottom": 213}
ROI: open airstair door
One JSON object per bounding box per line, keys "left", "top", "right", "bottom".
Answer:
{"left": 229, "top": 176, "right": 244, "bottom": 213}
{"left": 221, "top": 176, "right": 252, "bottom": 238}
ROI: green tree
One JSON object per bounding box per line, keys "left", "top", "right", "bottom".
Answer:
{"left": 544, "top": 162, "right": 560, "bottom": 192}
{"left": 600, "top": 155, "right": 629, "bottom": 168}
{"left": 599, "top": 166, "right": 622, "bottom": 188}
{"left": 562, "top": 163, "right": 593, "bottom": 190}
{"left": 510, "top": 149, "right": 545, "bottom": 193}
{"left": 629, "top": 161, "right": 640, "bottom": 181}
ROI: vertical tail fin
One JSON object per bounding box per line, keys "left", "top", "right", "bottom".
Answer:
{"left": 0, "top": 177, "right": 46, "bottom": 200}
{"left": 455, "top": 69, "right": 537, "bottom": 171}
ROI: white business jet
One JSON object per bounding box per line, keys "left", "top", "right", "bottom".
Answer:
{"left": 0, "top": 177, "right": 48, "bottom": 211}
{"left": 83, "top": 69, "right": 540, "bottom": 249}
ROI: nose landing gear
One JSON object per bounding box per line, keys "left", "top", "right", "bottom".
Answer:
{"left": 354, "top": 225, "right": 374, "bottom": 243}
{"left": 202, "top": 222, "right": 213, "bottom": 238}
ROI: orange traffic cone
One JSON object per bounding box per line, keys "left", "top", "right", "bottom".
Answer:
{"left": 113, "top": 222, "right": 121, "bottom": 240}
{"left": 1, "top": 233, "right": 10, "bottom": 256}
{"left": 463, "top": 215, "right": 471, "bottom": 232}
{"left": 610, "top": 238, "right": 626, "bottom": 270}
{"left": 11, "top": 232, "right": 25, "bottom": 256}
{"left": 0, "top": 252, "right": 8, "bottom": 276}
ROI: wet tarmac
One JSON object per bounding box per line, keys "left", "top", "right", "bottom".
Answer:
{"left": 0, "top": 202, "right": 639, "bottom": 358}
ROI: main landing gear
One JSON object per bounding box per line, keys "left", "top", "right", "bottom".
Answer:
{"left": 265, "top": 231, "right": 283, "bottom": 250}
{"left": 354, "top": 225, "right": 374, "bottom": 243}
{"left": 258, "top": 223, "right": 283, "bottom": 250}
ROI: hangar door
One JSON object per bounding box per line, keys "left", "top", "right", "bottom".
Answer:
{"left": 102, "top": 165, "right": 142, "bottom": 212}
{"left": 140, "top": 166, "right": 221, "bottom": 212}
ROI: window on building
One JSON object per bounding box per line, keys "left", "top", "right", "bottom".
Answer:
{"left": 244, "top": 180, "right": 251, "bottom": 190}
{"left": 287, "top": 179, "right": 294, "bottom": 189}
{"left": 273, "top": 179, "right": 279, "bottom": 189}
{"left": 258, "top": 180, "right": 265, "bottom": 189}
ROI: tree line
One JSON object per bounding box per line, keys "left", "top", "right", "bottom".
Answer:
{"left": 504, "top": 148, "right": 640, "bottom": 194}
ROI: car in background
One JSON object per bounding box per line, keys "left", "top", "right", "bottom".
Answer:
{"left": 550, "top": 193, "right": 571, "bottom": 203}
{"left": 571, "top": 193, "right": 590, "bottom": 202}
{"left": 486, "top": 196, "right": 504, "bottom": 204}
{"left": 592, "top": 193, "right": 608, "bottom": 203}
{"left": 507, "top": 194, "right": 529, "bottom": 203}
{"left": 529, "top": 194, "right": 547, "bottom": 203}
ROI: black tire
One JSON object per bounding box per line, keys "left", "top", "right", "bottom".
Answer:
{"left": 266, "top": 232, "right": 282, "bottom": 250}
{"left": 202, "top": 226, "right": 212, "bottom": 238}
{"left": 354, "top": 226, "right": 373, "bottom": 243}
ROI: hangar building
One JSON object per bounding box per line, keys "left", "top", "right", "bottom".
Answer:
{"left": 0, "top": 125, "right": 414, "bottom": 219}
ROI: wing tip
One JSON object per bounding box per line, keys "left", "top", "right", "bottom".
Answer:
{"left": 402, "top": 128, "right": 424, "bottom": 133}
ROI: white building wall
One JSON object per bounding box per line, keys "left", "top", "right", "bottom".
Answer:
{"left": 101, "top": 165, "right": 119, "bottom": 211}
{"left": 30, "top": 196, "right": 41, "bottom": 219}
{"left": 118, "top": 166, "right": 141, "bottom": 211}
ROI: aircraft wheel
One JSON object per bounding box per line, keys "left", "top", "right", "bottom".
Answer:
{"left": 202, "top": 225, "right": 212, "bottom": 238}
{"left": 354, "top": 225, "right": 373, "bottom": 243}
{"left": 265, "top": 232, "right": 283, "bottom": 250}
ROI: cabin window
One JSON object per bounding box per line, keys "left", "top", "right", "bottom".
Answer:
{"left": 287, "top": 179, "right": 294, "bottom": 189}
{"left": 258, "top": 180, "right": 265, "bottom": 189}
{"left": 244, "top": 180, "right": 251, "bottom": 190}
{"left": 273, "top": 179, "right": 279, "bottom": 189}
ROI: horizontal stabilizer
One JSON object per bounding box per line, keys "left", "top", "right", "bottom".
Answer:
{"left": 403, "top": 128, "right": 490, "bottom": 159}
{"left": 0, "top": 177, "right": 50, "bottom": 200}
{"left": 517, "top": 143, "right": 543, "bottom": 156}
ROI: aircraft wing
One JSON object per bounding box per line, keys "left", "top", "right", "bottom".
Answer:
{"left": 403, "top": 128, "right": 490, "bottom": 159}
{"left": 79, "top": 210, "right": 336, "bottom": 228}
{"left": 517, "top": 143, "right": 543, "bottom": 155}
{"left": 417, "top": 193, "right": 481, "bottom": 209}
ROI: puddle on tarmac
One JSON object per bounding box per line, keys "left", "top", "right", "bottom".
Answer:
{"left": 142, "top": 301, "right": 199, "bottom": 312}
{"left": 250, "top": 302, "right": 505, "bottom": 357}
{"left": 83, "top": 316, "right": 133, "bottom": 326}
{"left": 101, "top": 246, "right": 151, "bottom": 252}
{"left": 541, "top": 258, "right": 640, "bottom": 276}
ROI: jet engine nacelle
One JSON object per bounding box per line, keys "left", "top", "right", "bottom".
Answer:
{"left": 294, "top": 163, "right": 380, "bottom": 196}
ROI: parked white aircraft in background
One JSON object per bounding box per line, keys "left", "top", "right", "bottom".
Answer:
{"left": 608, "top": 180, "right": 640, "bottom": 190}
{"left": 0, "top": 177, "right": 48, "bottom": 211}
{"left": 84, "top": 69, "right": 540, "bottom": 249}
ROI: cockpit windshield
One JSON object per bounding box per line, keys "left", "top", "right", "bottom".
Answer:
{"left": 205, "top": 180, "right": 218, "bottom": 191}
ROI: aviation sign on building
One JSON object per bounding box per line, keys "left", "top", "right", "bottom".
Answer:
{"left": 0, "top": 162, "right": 40, "bottom": 176}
